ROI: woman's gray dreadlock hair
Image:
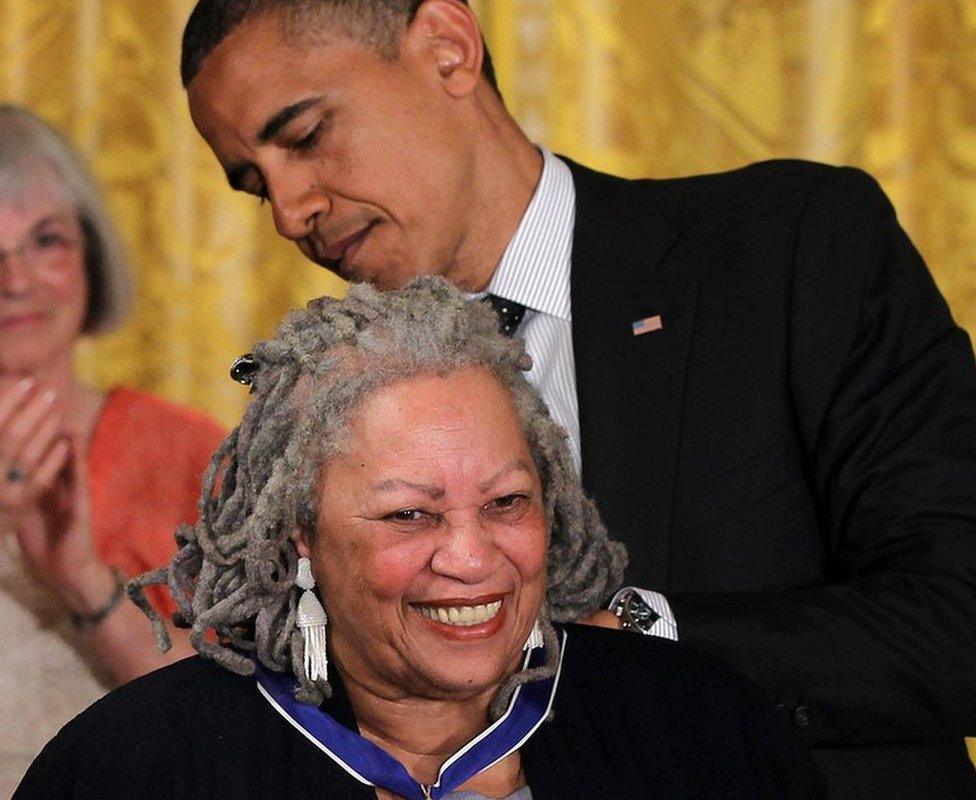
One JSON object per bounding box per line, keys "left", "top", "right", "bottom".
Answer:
{"left": 129, "top": 277, "right": 626, "bottom": 718}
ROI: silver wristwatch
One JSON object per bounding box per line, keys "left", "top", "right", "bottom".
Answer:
{"left": 609, "top": 588, "right": 661, "bottom": 635}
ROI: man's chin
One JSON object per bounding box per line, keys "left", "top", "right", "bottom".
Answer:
{"left": 306, "top": 252, "right": 361, "bottom": 284}
{"left": 347, "top": 264, "right": 418, "bottom": 292}
{"left": 339, "top": 263, "right": 382, "bottom": 287}
{"left": 300, "top": 247, "right": 417, "bottom": 291}
{"left": 296, "top": 241, "right": 342, "bottom": 278}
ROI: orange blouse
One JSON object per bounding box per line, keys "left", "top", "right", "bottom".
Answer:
{"left": 87, "top": 387, "right": 225, "bottom": 616}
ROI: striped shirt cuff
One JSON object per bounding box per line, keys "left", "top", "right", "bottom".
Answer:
{"left": 609, "top": 587, "right": 679, "bottom": 641}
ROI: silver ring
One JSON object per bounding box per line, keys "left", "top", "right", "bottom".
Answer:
{"left": 6, "top": 465, "right": 24, "bottom": 483}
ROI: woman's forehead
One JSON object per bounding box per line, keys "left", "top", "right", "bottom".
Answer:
{"left": 342, "top": 370, "right": 525, "bottom": 457}
{"left": 0, "top": 166, "right": 75, "bottom": 222}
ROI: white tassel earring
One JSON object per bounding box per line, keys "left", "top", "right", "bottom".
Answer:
{"left": 296, "top": 557, "right": 329, "bottom": 683}
{"left": 523, "top": 619, "right": 544, "bottom": 651}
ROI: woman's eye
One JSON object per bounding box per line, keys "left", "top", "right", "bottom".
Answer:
{"left": 386, "top": 509, "right": 426, "bottom": 523}
{"left": 487, "top": 494, "right": 528, "bottom": 512}
{"left": 34, "top": 232, "right": 63, "bottom": 249}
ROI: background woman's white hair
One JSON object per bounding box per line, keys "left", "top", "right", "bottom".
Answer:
{"left": 0, "top": 104, "right": 132, "bottom": 334}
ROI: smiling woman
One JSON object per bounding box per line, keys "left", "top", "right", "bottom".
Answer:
{"left": 15, "top": 278, "right": 827, "bottom": 799}
{"left": 131, "top": 277, "right": 621, "bottom": 716}
{"left": 0, "top": 105, "right": 225, "bottom": 793}
{"left": 306, "top": 367, "right": 551, "bottom": 707}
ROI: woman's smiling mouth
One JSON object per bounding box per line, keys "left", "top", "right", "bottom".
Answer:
{"left": 413, "top": 599, "right": 503, "bottom": 627}
{"left": 0, "top": 311, "right": 46, "bottom": 332}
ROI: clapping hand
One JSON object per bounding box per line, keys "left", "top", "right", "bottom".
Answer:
{"left": 0, "top": 378, "right": 70, "bottom": 528}
{"left": 0, "top": 377, "right": 107, "bottom": 612}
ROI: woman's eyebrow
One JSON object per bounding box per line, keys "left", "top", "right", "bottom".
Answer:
{"left": 478, "top": 459, "right": 532, "bottom": 494}
{"left": 30, "top": 212, "right": 74, "bottom": 232}
{"left": 370, "top": 478, "right": 445, "bottom": 500}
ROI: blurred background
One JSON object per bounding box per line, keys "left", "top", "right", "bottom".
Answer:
{"left": 0, "top": 0, "right": 974, "bottom": 767}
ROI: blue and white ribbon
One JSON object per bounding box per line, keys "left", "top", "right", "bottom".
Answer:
{"left": 255, "top": 630, "right": 566, "bottom": 800}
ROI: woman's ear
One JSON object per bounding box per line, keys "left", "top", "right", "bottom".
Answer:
{"left": 292, "top": 527, "right": 312, "bottom": 559}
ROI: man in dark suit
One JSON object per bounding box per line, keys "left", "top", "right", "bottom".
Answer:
{"left": 180, "top": 1, "right": 976, "bottom": 797}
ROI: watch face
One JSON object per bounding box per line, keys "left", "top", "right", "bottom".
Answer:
{"left": 622, "top": 593, "right": 660, "bottom": 634}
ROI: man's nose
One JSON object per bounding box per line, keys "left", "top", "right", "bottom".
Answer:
{"left": 267, "top": 169, "right": 331, "bottom": 241}
{"left": 430, "top": 514, "right": 499, "bottom": 584}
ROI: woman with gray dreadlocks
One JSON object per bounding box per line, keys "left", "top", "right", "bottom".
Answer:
{"left": 16, "top": 278, "right": 825, "bottom": 800}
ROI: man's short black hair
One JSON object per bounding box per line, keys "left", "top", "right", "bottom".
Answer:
{"left": 181, "top": 0, "right": 500, "bottom": 95}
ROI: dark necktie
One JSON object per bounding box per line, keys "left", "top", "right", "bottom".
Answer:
{"left": 484, "top": 294, "right": 527, "bottom": 337}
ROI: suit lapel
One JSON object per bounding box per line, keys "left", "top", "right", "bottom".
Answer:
{"left": 566, "top": 159, "right": 698, "bottom": 588}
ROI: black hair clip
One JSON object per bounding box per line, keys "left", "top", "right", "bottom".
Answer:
{"left": 230, "top": 353, "right": 260, "bottom": 386}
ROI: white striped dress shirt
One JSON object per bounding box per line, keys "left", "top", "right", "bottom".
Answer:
{"left": 486, "top": 149, "right": 678, "bottom": 640}
{"left": 488, "top": 149, "right": 580, "bottom": 470}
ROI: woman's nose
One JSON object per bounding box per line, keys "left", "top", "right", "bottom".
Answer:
{"left": 0, "top": 252, "right": 34, "bottom": 295}
{"left": 429, "top": 515, "right": 499, "bottom": 584}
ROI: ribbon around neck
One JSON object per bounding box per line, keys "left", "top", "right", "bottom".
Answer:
{"left": 255, "top": 630, "right": 566, "bottom": 800}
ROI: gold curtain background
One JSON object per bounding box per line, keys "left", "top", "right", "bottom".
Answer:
{"left": 0, "top": 0, "right": 974, "bottom": 766}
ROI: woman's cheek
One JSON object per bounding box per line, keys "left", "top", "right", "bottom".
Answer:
{"left": 503, "top": 513, "right": 549, "bottom": 580}
{"left": 43, "top": 263, "right": 88, "bottom": 332}
{"left": 364, "top": 537, "right": 435, "bottom": 599}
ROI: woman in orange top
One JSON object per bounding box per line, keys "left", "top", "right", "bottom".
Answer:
{"left": 0, "top": 105, "right": 224, "bottom": 791}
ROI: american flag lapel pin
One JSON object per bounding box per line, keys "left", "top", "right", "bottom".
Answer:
{"left": 632, "top": 314, "right": 664, "bottom": 336}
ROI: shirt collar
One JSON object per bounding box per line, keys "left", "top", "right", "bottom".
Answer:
{"left": 487, "top": 148, "right": 575, "bottom": 321}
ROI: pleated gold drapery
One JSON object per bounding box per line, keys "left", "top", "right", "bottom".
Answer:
{"left": 1, "top": 1, "right": 973, "bottom": 426}
{"left": 1, "top": 0, "right": 975, "bottom": 771}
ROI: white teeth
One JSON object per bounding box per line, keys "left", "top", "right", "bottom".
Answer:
{"left": 416, "top": 600, "right": 502, "bottom": 627}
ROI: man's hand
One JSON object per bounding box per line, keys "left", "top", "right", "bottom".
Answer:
{"left": 576, "top": 609, "right": 623, "bottom": 629}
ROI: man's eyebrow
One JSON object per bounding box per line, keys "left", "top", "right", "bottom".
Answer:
{"left": 371, "top": 479, "right": 445, "bottom": 500}
{"left": 478, "top": 459, "right": 533, "bottom": 494}
{"left": 257, "top": 96, "right": 324, "bottom": 143}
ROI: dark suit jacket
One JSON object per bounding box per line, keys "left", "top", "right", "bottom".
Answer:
{"left": 565, "top": 157, "right": 976, "bottom": 799}
{"left": 15, "top": 627, "right": 826, "bottom": 799}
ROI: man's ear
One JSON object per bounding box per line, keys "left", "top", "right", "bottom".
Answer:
{"left": 292, "top": 527, "right": 312, "bottom": 559}
{"left": 403, "top": 0, "right": 484, "bottom": 98}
